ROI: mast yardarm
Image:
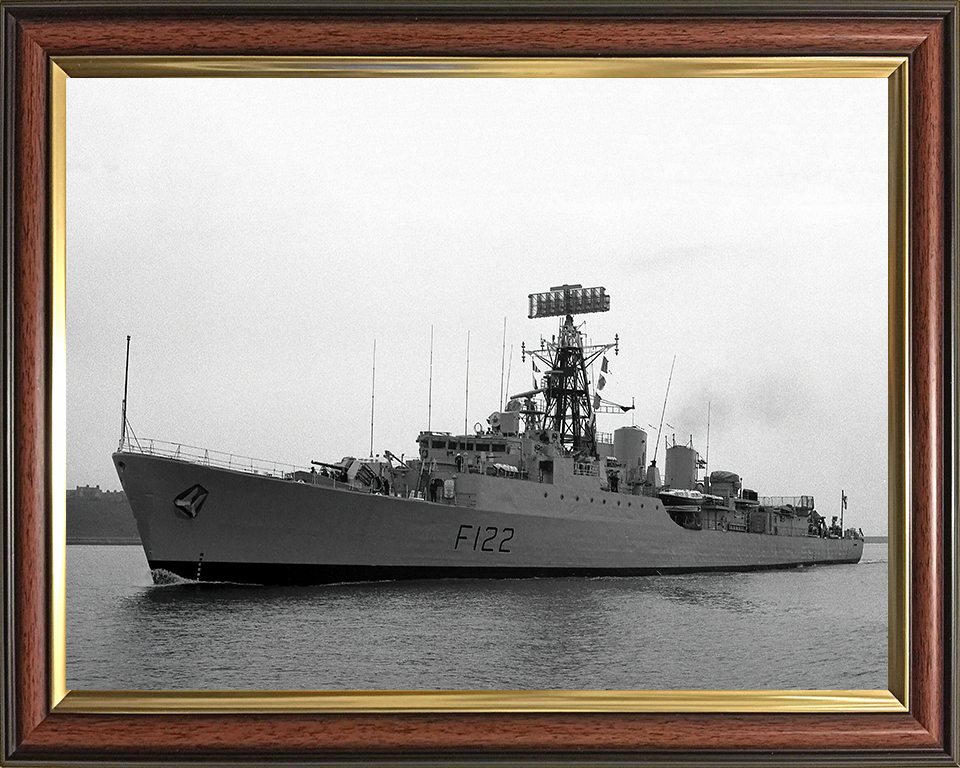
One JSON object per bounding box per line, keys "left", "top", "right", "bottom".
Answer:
{"left": 522, "top": 285, "right": 617, "bottom": 457}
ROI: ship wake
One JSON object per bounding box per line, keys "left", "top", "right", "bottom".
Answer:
{"left": 150, "top": 568, "right": 271, "bottom": 589}
{"left": 150, "top": 568, "right": 198, "bottom": 586}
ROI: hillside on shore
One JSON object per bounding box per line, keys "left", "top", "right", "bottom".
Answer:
{"left": 67, "top": 486, "right": 139, "bottom": 544}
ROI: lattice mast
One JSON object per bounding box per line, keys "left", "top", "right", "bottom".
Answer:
{"left": 523, "top": 284, "right": 617, "bottom": 457}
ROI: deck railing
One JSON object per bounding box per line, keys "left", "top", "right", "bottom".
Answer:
{"left": 118, "top": 436, "right": 313, "bottom": 480}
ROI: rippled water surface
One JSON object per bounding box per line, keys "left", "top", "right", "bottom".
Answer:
{"left": 67, "top": 543, "right": 886, "bottom": 690}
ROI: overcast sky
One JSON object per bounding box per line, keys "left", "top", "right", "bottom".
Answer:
{"left": 66, "top": 77, "right": 888, "bottom": 534}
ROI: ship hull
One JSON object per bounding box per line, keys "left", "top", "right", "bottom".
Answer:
{"left": 114, "top": 452, "right": 863, "bottom": 586}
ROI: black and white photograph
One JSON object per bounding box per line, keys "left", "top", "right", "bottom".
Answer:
{"left": 66, "top": 75, "right": 888, "bottom": 692}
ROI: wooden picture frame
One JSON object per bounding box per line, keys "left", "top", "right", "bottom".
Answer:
{"left": 2, "top": 2, "right": 957, "bottom": 764}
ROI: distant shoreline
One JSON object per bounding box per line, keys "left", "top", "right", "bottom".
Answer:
{"left": 864, "top": 536, "right": 888, "bottom": 544}
{"left": 67, "top": 485, "right": 140, "bottom": 544}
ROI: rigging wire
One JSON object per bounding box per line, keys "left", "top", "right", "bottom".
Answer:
{"left": 652, "top": 355, "right": 677, "bottom": 466}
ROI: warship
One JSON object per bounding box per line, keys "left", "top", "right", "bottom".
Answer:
{"left": 113, "top": 284, "right": 863, "bottom": 585}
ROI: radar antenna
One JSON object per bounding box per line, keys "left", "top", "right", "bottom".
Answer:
{"left": 520, "top": 284, "right": 617, "bottom": 457}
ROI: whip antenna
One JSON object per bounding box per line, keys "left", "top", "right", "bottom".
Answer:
{"left": 118, "top": 335, "right": 131, "bottom": 451}
{"left": 705, "top": 400, "right": 711, "bottom": 478}
{"left": 464, "top": 330, "right": 470, "bottom": 435}
{"left": 427, "top": 325, "right": 434, "bottom": 432}
{"left": 369, "top": 339, "right": 376, "bottom": 458}
{"left": 652, "top": 355, "right": 676, "bottom": 465}
{"left": 499, "top": 317, "right": 507, "bottom": 410}
{"left": 505, "top": 345, "right": 514, "bottom": 406}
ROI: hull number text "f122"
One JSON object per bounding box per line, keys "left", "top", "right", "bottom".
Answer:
{"left": 455, "top": 524, "right": 514, "bottom": 553}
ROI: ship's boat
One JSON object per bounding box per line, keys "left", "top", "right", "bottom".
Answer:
{"left": 113, "top": 284, "right": 864, "bottom": 586}
{"left": 657, "top": 489, "right": 723, "bottom": 507}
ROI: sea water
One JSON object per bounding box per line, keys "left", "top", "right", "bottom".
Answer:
{"left": 67, "top": 543, "right": 887, "bottom": 690}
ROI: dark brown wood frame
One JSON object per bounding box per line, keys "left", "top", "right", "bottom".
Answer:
{"left": 2, "top": 2, "right": 957, "bottom": 765}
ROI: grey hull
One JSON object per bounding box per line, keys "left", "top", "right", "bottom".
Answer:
{"left": 114, "top": 451, "right": 863, "bottom": 585}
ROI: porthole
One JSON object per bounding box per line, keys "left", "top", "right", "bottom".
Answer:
{"left": 575, "top": 496, "right": 579, "bottom": 502}
{"left": 617, "top": 500, "right": 621, "bottom": 506}
{"left": 590, "top": 498, "right": 594, "bottom": 503}
{"left": 560, "top": 494, "right": 564, "bottom": 500}
{"left": 544, "top": 492, "right": 548, "bottom": 498}
{"left": 628, "top": 502, "right": 631, "bottom": 507}
{"left": 602, "top": 499, "right": 606, "bottom": 504}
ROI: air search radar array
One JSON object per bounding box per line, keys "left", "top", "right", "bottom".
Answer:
{"left": 527, "top": 284, "right": 610, "bottom": 319}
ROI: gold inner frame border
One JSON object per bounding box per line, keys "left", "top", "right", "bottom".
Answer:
{"left": 49, "top": 55, "right": 909, "bottom": 715}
